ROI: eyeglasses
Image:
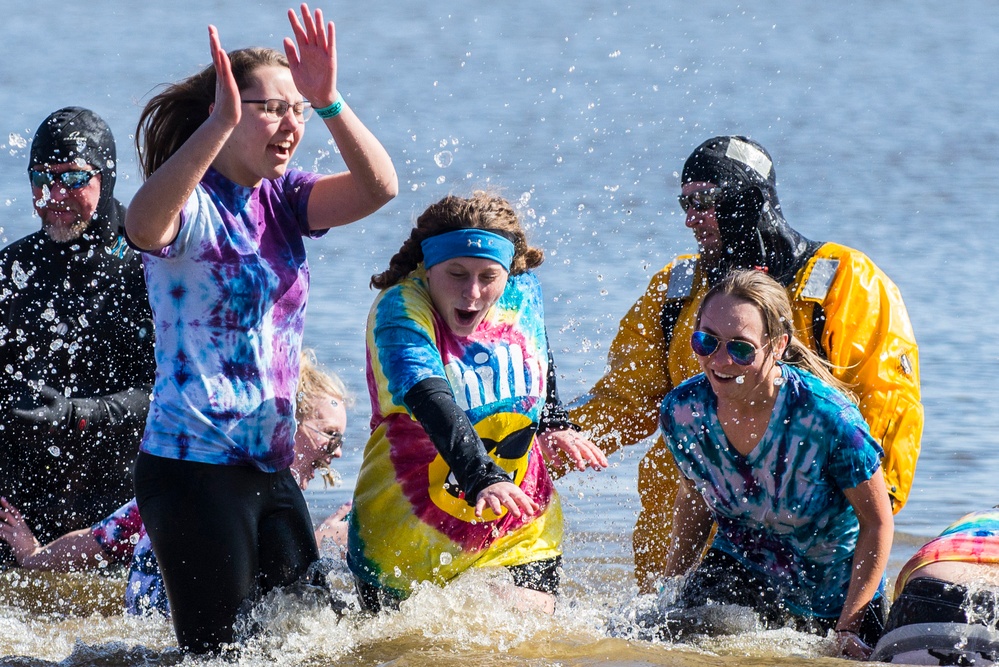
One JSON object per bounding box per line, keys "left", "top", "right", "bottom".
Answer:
{"left": 29, "top": 169, "right": 100, "bottom": 191}
{"left": 678, "top": 187, "right": 725, "bottom": 212}
{"left": 301, "top": 422, "right": 343, "bottom": 455}
{"left": 241, "top": 99, "right": 313, "bottom": 121}
{"left": 690, "top": 330, "right": 766, "bottom": 366}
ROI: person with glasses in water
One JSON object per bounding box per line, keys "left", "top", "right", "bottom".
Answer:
{"left": 567, "top": 135, "right": 922, "bottom": 594}
{"left": 0, "top": 349, "right": 353, "bottom": 617}
{"left": 123, "top": 4, "right": 396, "bottom": 654}
{"left": 658, "top": 269, "right": 893, "bottom": 660}
{"left": 0, "top": 107, "right": 155, "bottom": 566}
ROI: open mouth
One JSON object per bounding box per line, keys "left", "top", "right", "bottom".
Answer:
{"left": 269, "top": 140, "right": 294, "bottom": 158}
{"left": 454, "top": 308, "right": 479, "bottom": 327}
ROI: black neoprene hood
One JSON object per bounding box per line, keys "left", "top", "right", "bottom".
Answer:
{"left": 29, "top": 106, "right": 118, "bottom": 211}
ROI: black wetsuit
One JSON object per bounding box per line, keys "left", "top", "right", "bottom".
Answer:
{"left": 0, "top": 208, "right": 155, "bottom": 560}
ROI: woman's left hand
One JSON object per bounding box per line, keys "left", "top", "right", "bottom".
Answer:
{"left": 835, "top": 629, "right": 873, "bottom": 660}
{"left": 284, "top": 3, "right": 338, "bottom": 108}
{"left": 537, "top": 429, "right": 608, "bottom": 472}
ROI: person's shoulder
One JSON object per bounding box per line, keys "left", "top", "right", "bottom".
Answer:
{"left": 665, "top": 372, "right": 709, "bottom": 405}
{"left": 371, "top": 271, "right": 432, "bottom": 316}
{"left": 813, "top": 241, "right": 890, "bottom": 276}
{"left": 0, "top": 230, "right": 47, "bottom": 258}
{"left": 786, "top": 365, "right": 862, "bottom": 419}
{"left": 0, "top": 231, "right": 50, "bottom": 274}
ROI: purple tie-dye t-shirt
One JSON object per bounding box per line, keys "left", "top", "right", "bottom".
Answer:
{"left": 139, "top": 167, "right": 321, "bottom": 472}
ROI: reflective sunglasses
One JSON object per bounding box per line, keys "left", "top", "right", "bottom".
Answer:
{"left": 29, "top": 169, "right": 100, "bottom": 190}
{"left": 301, "top": 422, "right": 343, "bottom": 456}
{"left": 678, "top": 187, "right": 725, "bottom": 212}
{"left": 241, "top": 98, "right": 313, "bottom": 121}
{"left": 690, "top": 330, "right": 764, "bottom": 366}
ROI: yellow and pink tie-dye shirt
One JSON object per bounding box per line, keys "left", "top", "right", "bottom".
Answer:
{"left": 348, "top": 269, "right": 562, "bottom": 598}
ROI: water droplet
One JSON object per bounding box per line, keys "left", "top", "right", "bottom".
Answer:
{"left": 434, "top": 150, "right": 453, "bottom": 168}
{"left": 439, "top": 552, "right": 453, "bottom": 566}
{"left": 48, "top": 446, "right": 61, "bottom": 457}
{"left": 735, "top": 375, "right": 745, "bottom": 384}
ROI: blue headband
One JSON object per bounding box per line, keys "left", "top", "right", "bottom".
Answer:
{"left": 421, "top": 229, "right": 516, "bottom": 271}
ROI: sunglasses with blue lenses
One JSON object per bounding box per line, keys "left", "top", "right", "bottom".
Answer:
{"left": 29, "top": 169, "right": 100, "bottom": 191}
{"left": 690, "top": 330, "right": 763, "bottom": 366}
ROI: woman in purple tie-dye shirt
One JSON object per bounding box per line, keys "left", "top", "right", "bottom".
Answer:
{"left": 124, "top": 4, "right": 396, "bottom": 654}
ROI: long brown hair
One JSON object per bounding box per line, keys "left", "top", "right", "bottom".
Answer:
{"left": 135, "top": 47, "right": 289, "bottom": 179}
{"left": 370, "top": 191, "right": 544, "bottom": 289}
{"left": 697, "top": 269, "right": 858, "bottom": 403}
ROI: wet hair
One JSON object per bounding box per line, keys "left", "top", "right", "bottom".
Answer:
{"left": 296, "top": 348, "right": 351, "bottom": 422}
{"left": 697, "top": 269, "right": 858, "bottom": 403}
{"left": 370, "top": 190, "right": 544, "bottom": 289}
{"left": 135, "top": 47, "right": 289, "bottom": 179}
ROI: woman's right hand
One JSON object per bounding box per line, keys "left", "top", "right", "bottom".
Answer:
{"left": 475, "top": 482, "right": 539, "bottom": 520}
{"left": 207, "top": 25, "right": 240, "bottom": 128}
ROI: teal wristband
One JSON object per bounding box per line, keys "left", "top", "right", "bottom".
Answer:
{"left": 315, "top": 94, "right": 343, "bottom": 119}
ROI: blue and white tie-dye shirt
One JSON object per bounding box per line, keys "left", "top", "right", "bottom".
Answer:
{"left": 140, "top": 166, "right": 321, "bottom": 472}
{"left": 661, "top": 364, "right": 884, "bottom": 618}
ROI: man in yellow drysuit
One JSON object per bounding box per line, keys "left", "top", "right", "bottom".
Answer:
{"left": 567, "top": 136, "right": 923, "bottom": 593}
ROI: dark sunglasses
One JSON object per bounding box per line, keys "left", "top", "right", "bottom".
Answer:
{"left": 690, "top": 330, "right": 764, "bottom": 366}
{"left": 301, "top": 422, "right": 343, "bottom": 456}
{"left": 241, "top": 98, "right": 313, "bottom": 121}
{"left": 29, "top": 169, "right": 100, "bottom": 190}
{"left": 678, "top": 187, "right": 724, "bottom": 212}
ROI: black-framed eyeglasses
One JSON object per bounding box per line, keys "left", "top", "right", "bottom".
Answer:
{"left": 690, "top": 330, "right": 767, "bottom": 366}
{"left": 301, "top": 422, "right": 343, "bottom": 455}
{"left": 241, "top": 99, "right": 313, "bottom": 121}
{"left": 678, "top": 187, "right": 725, "bottom": 212}
{"left": 29, "top": 169, "right": 100, "bottom": 191}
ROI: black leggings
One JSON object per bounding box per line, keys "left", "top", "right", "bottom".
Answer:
{"left": 885, "top": 576, "right": 999, "bottom": 632}
{"left": 681, "top": 549, "right": 887, "bottom": 647}
{"left": 134, "top": 452, "right": 319, "bottom": 654}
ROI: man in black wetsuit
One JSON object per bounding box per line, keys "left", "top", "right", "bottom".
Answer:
{"left": 0, "top": 107, "right": 155, "bottom": 564}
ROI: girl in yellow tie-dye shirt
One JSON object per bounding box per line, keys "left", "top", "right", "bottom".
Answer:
{"left": 347, "top": 192, "right": 606, "bottom": 612}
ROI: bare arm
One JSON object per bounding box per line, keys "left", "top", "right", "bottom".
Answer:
{"left": 836, "top": 469, "right": 893, "bottom": 657}
{"left": 284, "top": 4, "right": 397, "bottom": 230}
{"left": 125, "top": 25, "right": 240, "bottom": 251}
{"left": 663, "top": 473, "right": 714, "bottom": 579}
{"left": 0, "top": 498, "right": 107, "bottom": 572}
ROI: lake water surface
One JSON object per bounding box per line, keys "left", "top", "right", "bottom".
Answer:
{"left": 2, "top": 1, "right": 999, "bottom": 665}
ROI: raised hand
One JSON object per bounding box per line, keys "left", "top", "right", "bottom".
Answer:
{"left": 207, "top": 25, "right": 241, "bottom": 128}
{"left": 284, "top": 3, "right": 337, "bottom": 108}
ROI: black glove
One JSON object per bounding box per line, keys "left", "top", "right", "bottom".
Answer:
{"left": 715, "top": 185, "right": 768, "bottom": 271}
{"left": 12, "top": 386, "right": 107, "bottom": 434}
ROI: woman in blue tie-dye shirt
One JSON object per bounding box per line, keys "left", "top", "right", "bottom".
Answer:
{"left": 658, "top": 269, "right": 894, "bottom": 660}
{"left": 348, "top": 191, "right": 606, "bottom": 614}
{"left": 123, "top": 5, "right": 396, "bottom": 654}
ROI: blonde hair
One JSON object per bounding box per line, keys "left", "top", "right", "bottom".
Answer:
{"left": 296, "top": 348, "right": 351, "bottom": 421}
{"left": 697, "top": 269, "right": 858, "bottom": 404}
